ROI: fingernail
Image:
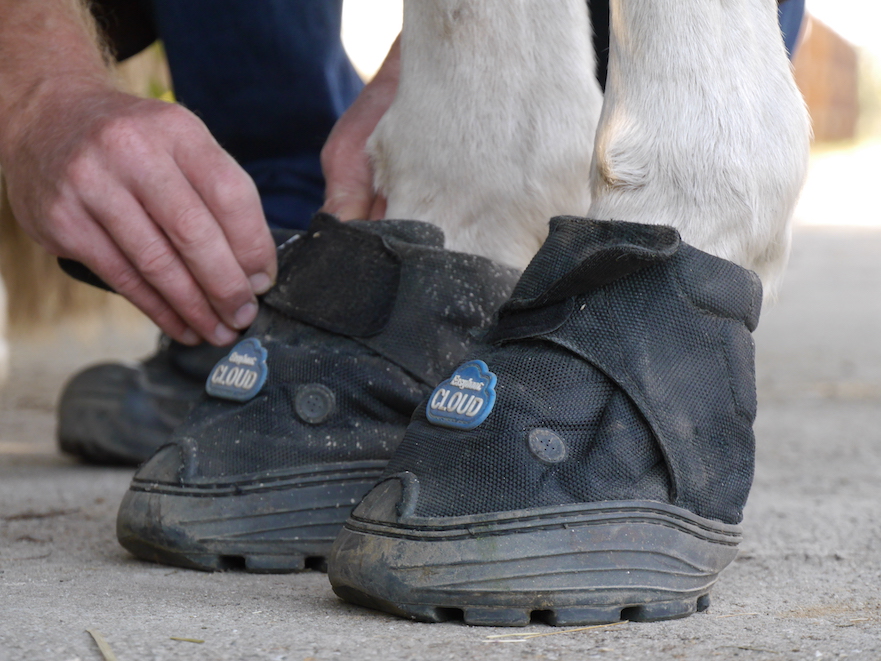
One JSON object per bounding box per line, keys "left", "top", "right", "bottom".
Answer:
{"left": 214, "top": 323, "right": 239, "bottom": 346}
{"left": 233, "top": 301, "right": 258, "bottom": 329}
{"left": 180, "top": 328, "right": 200, "bottom": 346}
{"left": 249, "top": 272, "right": 273, "bottom": 295}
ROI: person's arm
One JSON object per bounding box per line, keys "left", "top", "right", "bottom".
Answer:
{"left": 321, "top": 36, "right": 400, "bottom": 221}
{"left": 0, "top": 0, "right": 276, "bottom": 346}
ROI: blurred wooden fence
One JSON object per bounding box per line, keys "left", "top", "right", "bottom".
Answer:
{"left": 793, "top": 16, "right": 860, "bottom": 143}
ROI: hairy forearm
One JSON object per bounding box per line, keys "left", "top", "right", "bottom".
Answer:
{"left": 0, "top": 0, "right": 112, "bottom": 157}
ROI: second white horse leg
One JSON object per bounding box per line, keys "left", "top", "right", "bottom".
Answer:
{"left": 370, "top": 0, "right": 604, "bottom": 270}
{"left": 589, "top": 0, "right": 810, "bottom": 292}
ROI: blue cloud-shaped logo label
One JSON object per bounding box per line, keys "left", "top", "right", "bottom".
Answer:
{"left": 426, "top": 360, "right": 497, "bottom": 430}
{"left": 205, "top": 337, "right": 269, "bottom": 402}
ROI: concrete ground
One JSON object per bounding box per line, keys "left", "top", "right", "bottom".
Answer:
{"left": 2, "top": 218, "right": 880, "bottom": 659}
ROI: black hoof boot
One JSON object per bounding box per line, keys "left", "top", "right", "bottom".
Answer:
{"left": 56, "top": 229, "right": 300, "bottom": 467}
{"left": 329, "top": 216, "right": 762, "bottom": 626}
{"left": 116, "top": 214, "right": 519, "bottom": 572}
{"left": 57, "top": 339, "right": 227, "bottom": 466}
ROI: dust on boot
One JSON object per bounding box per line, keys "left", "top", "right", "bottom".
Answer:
{"left": 116, "top": 213, "right": 519, "bottom": 572}
{"left": 329, "top": 216, "right": 762, "bottom": 626}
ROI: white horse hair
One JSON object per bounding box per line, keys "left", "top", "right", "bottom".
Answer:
{"left": 370, "top": 0, "right": 603, "bottom": 270}
{"left": 370, "top": 0, "right": 811, "bottom": 296}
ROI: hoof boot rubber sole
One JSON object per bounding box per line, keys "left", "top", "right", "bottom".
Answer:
{"left": 329, "top": 498, "right": 740, "bottom": 627}
{"left": 332, "top": 588, "right": 711, "bottom": 627}
{"left": 117, "top": 460, "right": 385, "bottom": 573}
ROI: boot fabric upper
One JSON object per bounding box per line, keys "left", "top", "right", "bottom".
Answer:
{"left": 56, "top": 229, "right": 301, "bottom": 467}
{"left": 135, "top": 213, "right": 520, "bottom": 485}
{"left": 379, "top": 217, "right": 763, "bottom": 526}
{"left": 56, "top": 336, "right": 229, "bottom": 466}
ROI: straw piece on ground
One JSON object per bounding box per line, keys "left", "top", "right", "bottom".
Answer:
{"left": 86, "top": 629, "right": 118, "bottom": 661}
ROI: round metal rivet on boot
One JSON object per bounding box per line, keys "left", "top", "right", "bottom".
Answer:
{"left": 528, "top": 428, "right": 568, "bottom": 464}
{"left": 295, "top": 384, "right": 336, "bottom": 424}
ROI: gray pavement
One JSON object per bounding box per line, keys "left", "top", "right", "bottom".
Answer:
{"left": 1, "top": 225, "right": 880, "bottom": 661}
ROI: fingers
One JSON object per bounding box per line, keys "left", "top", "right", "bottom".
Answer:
{"left": 322, "top": 181, "right": 378, "bottom": 221}
{"left": 44, "top": 204, "right": 200, "bottom": 345}
{"left": 94, "top": 103, "right": 274, "bottom": 343}
{"left": 320, "top": 39, "right": 400, "bottom": 222}
{"left": 95, "top": 252, "right": 203, "bottom": 347}
{"left": 4, "top": 90, "right": 275, "bottom": 345}
{"left": 80, "top": 174, "right": 243, "bottom": 345}
{"left": 174, "top": 134, "right": 277, "bottom": 292}
{"left": 321, "top": 112, "right": 379, "bottom": 221}
{"left": 321, "top": 122, "right": 385, "bottom": 221}
{"left": 368, "top": 194, "right": 388, "bottom": 221}
{"left": 128, "top": 157, "right": 258, "bottom": 336}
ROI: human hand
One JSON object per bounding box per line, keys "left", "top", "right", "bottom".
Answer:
{"left": 0, "top": 82, "right": 277, "bottom": 346}
{"left": 321, "top": 36, "right": 400, "bottom": 221}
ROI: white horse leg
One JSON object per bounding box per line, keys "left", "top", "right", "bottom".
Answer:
{"left": 370, "top": 0, "right": 604, "bottom": 270}
{"left": 588, "top": 0, "right": 811, "bottom": 293}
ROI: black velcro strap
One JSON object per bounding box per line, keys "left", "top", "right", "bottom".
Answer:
{"left": 89, "top": 0, "right": 158, "bottom": 62}
{"left": 485, "top": 299, "right": 574, "bottom": 344}
{"left": 502, "top": 217, "right": 681, "bottom": 313}
{"left": 58, "top": 258, "right": 115, "bottom": 293}
{"left": 486, "top": 217, "right": 680, "bottom": 344}
{"left": 57, "top": 229, "right": 303, "bottom": 296}
{"left": 264, "top": 214, "right": 401, "bottom": 338}
{"left": 500, "top": 216, "right": 681, "bottom": 315}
